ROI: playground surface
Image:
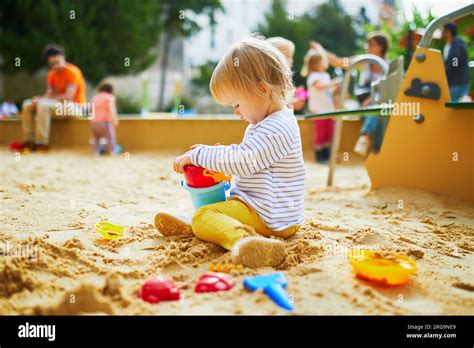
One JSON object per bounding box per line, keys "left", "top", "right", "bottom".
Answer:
{"left": 1, "top": 149, "right": 473, "bottom": 315}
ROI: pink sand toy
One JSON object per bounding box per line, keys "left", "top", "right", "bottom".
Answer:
{"left": 194, "top": 272, "right": 234, "bottom": 293}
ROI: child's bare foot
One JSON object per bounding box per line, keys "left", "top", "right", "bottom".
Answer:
{"left": 231, "top": 236, "right": 286, "bottom": 268}
{"left": 154, "top": 212, "right": 193, "bottom": 236}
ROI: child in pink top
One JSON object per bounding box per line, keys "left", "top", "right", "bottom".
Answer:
{"left": 90, "top": 82, "right": 118, "bottom": 155}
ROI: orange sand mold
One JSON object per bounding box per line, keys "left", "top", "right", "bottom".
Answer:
{"left": 348, "top": 249, "right": 417, "bottom": 286}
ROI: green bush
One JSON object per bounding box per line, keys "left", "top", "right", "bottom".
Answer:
{"left": 164, "top": 96, "right": 196, "bottom": 113}
{"left": 116, "top": 95, "right": 141, "bottom": 114}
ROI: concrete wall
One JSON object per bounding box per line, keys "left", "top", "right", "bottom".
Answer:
{"left": 0, "top": 116, "right": 363, "bottom": 162}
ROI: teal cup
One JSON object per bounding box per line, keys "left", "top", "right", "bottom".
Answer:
{"left": 181, "top": 180, "right": 230, "bottom": 209}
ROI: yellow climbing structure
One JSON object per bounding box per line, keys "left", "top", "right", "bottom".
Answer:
{"left": 365, "top": 46, "right": 473, "bottom": 202}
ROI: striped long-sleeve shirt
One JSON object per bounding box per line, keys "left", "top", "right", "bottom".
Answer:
{"left": 190, "top": 108, "right": 305, "bottom": 231}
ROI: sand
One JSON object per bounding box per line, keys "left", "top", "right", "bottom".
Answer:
{"left": 1, "top": 149, "right": 473, "bottom": 315}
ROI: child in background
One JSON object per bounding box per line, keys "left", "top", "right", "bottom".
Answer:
{"left": 267, "top": 36, "right": 307, "bottom": 111}
{"left": 90, "top": 82, "right": 118, "bottom": 155}
{"left": 155, "top": 35, "right": 305, "bottom": 268}
{"left": 301, "top": 47, "right": 339, "bottom": 163}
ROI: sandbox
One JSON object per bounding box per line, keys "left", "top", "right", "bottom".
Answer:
{"left": 1, "top": 149, "right": 473, "bottom": 315}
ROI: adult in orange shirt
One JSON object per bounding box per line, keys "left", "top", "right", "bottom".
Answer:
{"left": 21, "top": 44, "right": 86, "bottom": 151}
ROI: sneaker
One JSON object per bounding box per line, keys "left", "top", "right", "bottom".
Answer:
{"left": 231, "top": 236, "right": 286, "bottom": 268}
{"left": 34, "top": 144, "right": 49, "bottom": 152}
{"left": 315, "top": 149, "right": 329, "bottom": 164}
{"left": 21, "top": 141, "right": 34, "bottom": 151}
{"left": 154, "top": 212, "right": 193, "bottom": 236}
{"left": 354, "top": 135, "right": 370, "bottom": 157}
{"left": 322, "top": 147, "right": 331, "bottom": 163}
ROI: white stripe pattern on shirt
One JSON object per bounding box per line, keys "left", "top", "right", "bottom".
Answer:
{"left": 190, "top": 108, "right": 305, "bottom": 231}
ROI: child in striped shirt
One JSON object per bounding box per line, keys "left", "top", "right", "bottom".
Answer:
{"left": 155, "top": 35, "right": 305, "bottom": 268}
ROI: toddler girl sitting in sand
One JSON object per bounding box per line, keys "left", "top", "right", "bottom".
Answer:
{"left": 155, "top": 35, "right": 305, "bottom": 268}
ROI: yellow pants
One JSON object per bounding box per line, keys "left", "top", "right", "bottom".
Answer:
{"left": 191, "top": 199, "right": 300, "bottom": 250}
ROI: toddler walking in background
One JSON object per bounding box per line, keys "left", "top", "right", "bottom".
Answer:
{"left": 301, "top": 47, "right": 339, "bottom": 163}
{"left": 90, "top": 82, "right": 118, "bottom": 155}
{"left": 155, "top": 35, "right": 305, "bottom": 268}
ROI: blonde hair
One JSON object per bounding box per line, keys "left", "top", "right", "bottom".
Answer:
{"left": 210, "top": 34, "right": 294, "bottom": 106}
{"left": 301, "top": 45, "right": 329, "bottom": 77}
{"left": 267, "top": 36, "right": 295, "bottom": 56}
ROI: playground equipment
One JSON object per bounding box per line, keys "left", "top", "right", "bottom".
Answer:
{"left": 306, "top": 4, "right": 474, "bottom": 202}
{"left": 348, "top": 249, "right": 417, "bottom": 286}
{"left": 327, "top": 54, "right": 390, "bottom": 187}
{"left": 243, "top": 272, "right": 294, "bottom": 311}
{"left": 366, "top": 4, "right": 473, "bottom": 202}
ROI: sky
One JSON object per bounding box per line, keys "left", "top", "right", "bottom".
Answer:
{"left": 184, "top": 0, "right": 472, "bottom": 67}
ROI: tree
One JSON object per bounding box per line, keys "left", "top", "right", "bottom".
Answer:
{"left": 156, "top": 0, "right": 224, "bottom": 111}
{"left": 363, "top": 5, "right": 437, "bottom": 69}
{"left": 0, "top": 0, "right": 162, "bottom": 84}
{"left": 357, "top": 6, "right": 371, "bottom": 27}
{"left": 256, "top": 0, "right": 361, "bottom": 87}
{"left": 191, "top": 60, "right": 218, "bottom": 96}
{"left": 256, "top": 0, "right": 310, "bottom": 87}
{"left": 354, "top": 6, "right": 372, "bottom": 43}
{"left": 303, "top": 0, "right": 361, "bottom": 58}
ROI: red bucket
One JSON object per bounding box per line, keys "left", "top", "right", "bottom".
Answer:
{"left": 183, "top": 165, "right": 231, "bottom": 188}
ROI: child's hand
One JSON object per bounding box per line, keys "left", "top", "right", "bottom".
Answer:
{"left": 173, "top": 154, "right": 192, "bottom": 174}
{"left": 113, "top": 119, "right": 119, "bottom": 127}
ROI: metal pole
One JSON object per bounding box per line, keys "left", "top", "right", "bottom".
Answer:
{"left": 419, "top": 4, "right": 474, "bottom": 48}
{"left": 327, "top": 54, "right": 389, "bottom": 187}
